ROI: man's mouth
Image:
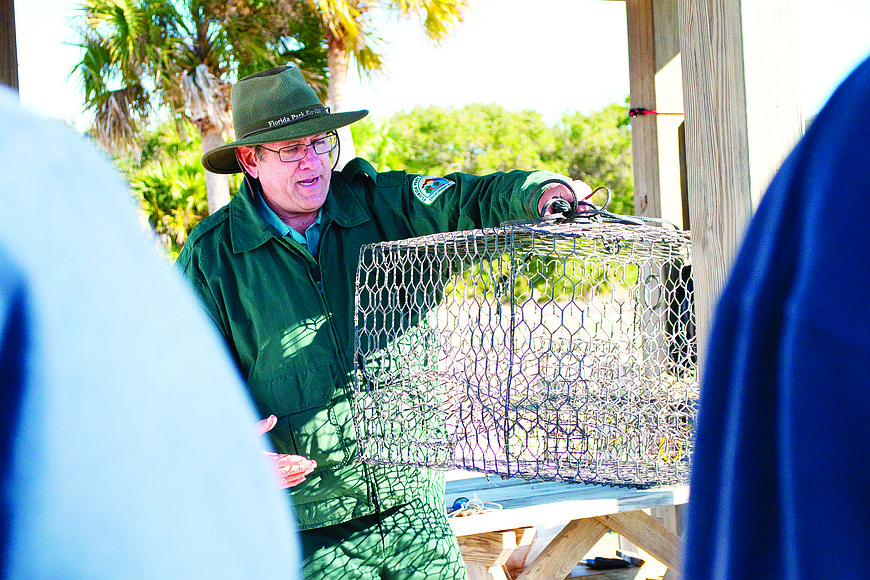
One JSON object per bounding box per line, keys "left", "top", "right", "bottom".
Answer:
{"left": 298, "top": 176, "right": 319, "bottom": 186}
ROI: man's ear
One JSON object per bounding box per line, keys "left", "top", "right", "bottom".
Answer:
{"left": 236, "top": 146, "right": 259, "bottom": 179}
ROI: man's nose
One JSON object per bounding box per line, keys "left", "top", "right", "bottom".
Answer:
{"left": 298, "top": 144, "right": 320, "bottom": 168}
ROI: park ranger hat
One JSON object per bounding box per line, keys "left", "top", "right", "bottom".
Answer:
{"left": 202, "top": 65, "right": 368, "bottom": 174}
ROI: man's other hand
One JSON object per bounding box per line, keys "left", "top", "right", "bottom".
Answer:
{"left": 257, "top": 415, "right": 317, "bottom": 488}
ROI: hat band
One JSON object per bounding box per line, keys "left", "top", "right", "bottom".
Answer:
{"left": 239, "top": 105, "right": 329, "bottom": 140}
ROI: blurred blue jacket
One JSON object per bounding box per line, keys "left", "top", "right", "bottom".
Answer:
{"left": 683, "top": 55, "right": 870, "bottom": 579}
{"left": 0, "top": 88, "right": 300, "bottom": 579}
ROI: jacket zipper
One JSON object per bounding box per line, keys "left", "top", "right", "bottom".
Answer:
{"left": 315, "top": 221, "right": 358, "bottom": 470}
{"left": 316, "top": 221, "right": 381, "bottom": 515}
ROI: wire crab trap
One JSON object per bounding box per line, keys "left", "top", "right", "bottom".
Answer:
{"left": 352, "top": 213, "right": 697, "bottom": 487}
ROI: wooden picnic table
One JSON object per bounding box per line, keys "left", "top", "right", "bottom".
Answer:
{"left": 445, "top": 471, "right": 688, "bottom": 580}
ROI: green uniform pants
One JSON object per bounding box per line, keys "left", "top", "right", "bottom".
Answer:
{"left": 298, "top": 493, "right": 466, "bottom": 579}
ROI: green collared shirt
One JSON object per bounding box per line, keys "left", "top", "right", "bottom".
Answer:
{"left": 254, "top": 187, "right": 323, "bottom": 256}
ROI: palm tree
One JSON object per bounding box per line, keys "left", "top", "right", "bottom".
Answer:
{"left": 75, "top": 0, "right": 328, "bottom": 214}
{"left": 302, "top": 0, "right": 470, "bottom": 168}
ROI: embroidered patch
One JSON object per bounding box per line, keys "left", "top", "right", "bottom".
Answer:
{"left": 412, "top": 176, "right": 454, "bottom": 205}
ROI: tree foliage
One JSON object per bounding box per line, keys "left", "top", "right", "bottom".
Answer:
{"left": 117, "top": 120, "right": 242, "bottom": 260}
{"left": 353, "top": 101, "right": 634, "bottom": 210}
{"left": 74, "top": 0, "right": 328, "bottom": 212}
{"left": 74, "top": 0, "right": 473, "bottom": 209}
{"left": 354, "top": 104, "right": 564, "bottom": 175}
{"left": 75, "top": 0, "right": 327, "bottom": 149}
{"left": 299, "top": 0, "right": 469, "bottom": 167}
{"left": 554, "top": 102, "right": 634, "bottom": 215}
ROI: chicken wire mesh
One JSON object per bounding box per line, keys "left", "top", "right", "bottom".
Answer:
{"left": 352, "top": 216, "right": 697, "bottom": 487}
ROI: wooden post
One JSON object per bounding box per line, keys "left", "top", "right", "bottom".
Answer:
{"left": 626, "top": 0, "right": 684, "bottom": 227}
{"left": 627, "top": 0, "right": 659, "bottom": 219}
{"left": 626, "top": 0, "right": 687, "bottom": 390}
{"left": 676, "top": 0, "right": 803, "bottom": 368}
{"left": 0, "top": 0, "right": 19, "bottom": 91}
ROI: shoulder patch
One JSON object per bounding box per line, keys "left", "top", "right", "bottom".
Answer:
{"left": 411, "top": 176, "right": 454, "bottom": 205}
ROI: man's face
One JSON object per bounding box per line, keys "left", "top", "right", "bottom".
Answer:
{"left": 236, "top": 133, "right": 332, "bottom": 219}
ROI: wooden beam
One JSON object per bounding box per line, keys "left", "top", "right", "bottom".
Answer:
{"left": 457, "top": 530, "right": 517, "bottom": 566}
{"left": 503, "top": 527, "right": 537, "bottom": 578}
{"left": 627, "top": 0, "right": 659, "bottom": 218}
{"left": 515, "top": 518, "right": 608, "bottom": 580}
{"left": 676, "top": 0, "right": 802, "bottom": 368}
{"left": 0, "top": 0, "right": 19, "bottom": 91}
{"left": 626, "top": 0, "right": 685, "bottom": 227}
{"left": 457, "top": 527, "right": 537, "bottom": 580}
{"left": 597, "top": 511, "right": 682, "bottom": 573}
{"left": 652, "top": 0, "right": 684, "bottom": 228}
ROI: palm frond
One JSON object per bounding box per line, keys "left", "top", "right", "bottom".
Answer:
{"left": 385, "top": 0, "right": 468, "bottom": 42}
{"left": 89, "top": 84, "right": 149, "bottom": 152}
{"left": 419, "top": 0, "right": 468, "bottom": 41}
{"left": 307, "top": 0, "right": 365, "bottom": 48}
{"left": 75, "top": 41, "right": 113, "bottom": 103}
{"left": 354, "top": 45, "right": 384, "bottom": 74}
{"left": 83, "top": 0, "right": 148, "bottom": 77}
{"left": 179, "top": 64, "right": 231, "bottom": 134}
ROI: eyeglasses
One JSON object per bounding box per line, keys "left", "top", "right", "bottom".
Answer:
{"left": 259, "top": 132, "right": 338, "bottom": 163}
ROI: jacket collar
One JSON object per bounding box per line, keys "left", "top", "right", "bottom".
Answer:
{"left": 229, "top": 172, "right": 368, "bottom": 254}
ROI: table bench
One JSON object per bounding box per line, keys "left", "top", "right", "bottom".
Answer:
{"left": 445, "top": 471, "right": 688, "bottom": 580}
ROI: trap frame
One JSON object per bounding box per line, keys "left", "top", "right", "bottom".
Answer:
{"left": 352, "top": 214, "right": 697, "bottom": 487}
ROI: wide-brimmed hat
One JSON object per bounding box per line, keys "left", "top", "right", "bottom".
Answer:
{"left": 202, "top": 66, "right": 368, "bottom": 174}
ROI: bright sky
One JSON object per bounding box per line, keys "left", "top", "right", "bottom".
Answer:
{"left": 12, "top": 0, "right": 870, "bottom": 129}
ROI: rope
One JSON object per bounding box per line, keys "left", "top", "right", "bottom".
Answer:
{"left": 447, "top": 494, "right": 504, "bottom": 518}
{"left": 629, "top": 107, "right": 684, "bottom": 117}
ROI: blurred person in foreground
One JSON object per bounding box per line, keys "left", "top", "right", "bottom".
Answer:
{"left": 683, "top": 54, "right": 870, "bottom": 579}
{"left": 0, "top": 87, "right": 300, "bottom": 578}
{"left": 176, "top": 64, "right": 591, "bottom": 578}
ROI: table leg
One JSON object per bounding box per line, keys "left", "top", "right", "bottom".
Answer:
{"left": 515, "top": 518, "right": 609, "bottom": 580}
{"left": 458, "top": 528, "right": 537, "bottom": 580}
{"left": 596, "top": 511, "right": 682, "bottom": 573}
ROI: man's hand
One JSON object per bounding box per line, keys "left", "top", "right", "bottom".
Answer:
{"left": 257, "top": 415, "right": 317, "bottom": 489}
{"left": 537, "top": 180, "right": 593, "bottom": 216}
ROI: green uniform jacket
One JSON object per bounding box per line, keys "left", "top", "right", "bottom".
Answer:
{"left": 176, "top": 158, "right": 569, "bottom": 530}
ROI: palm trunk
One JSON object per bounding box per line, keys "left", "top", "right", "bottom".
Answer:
{"left": 327, "top": 38, "right": 356, "bottom": 170}
{"left": 201, "top": 130, "right": 231, "bottom": 214}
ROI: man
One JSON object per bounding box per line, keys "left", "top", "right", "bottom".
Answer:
{"left": 0, "top": 88, "right": 299, "bottom": 578}
{"left": 177, "top": 64, "right": 589, "bottom": 578}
